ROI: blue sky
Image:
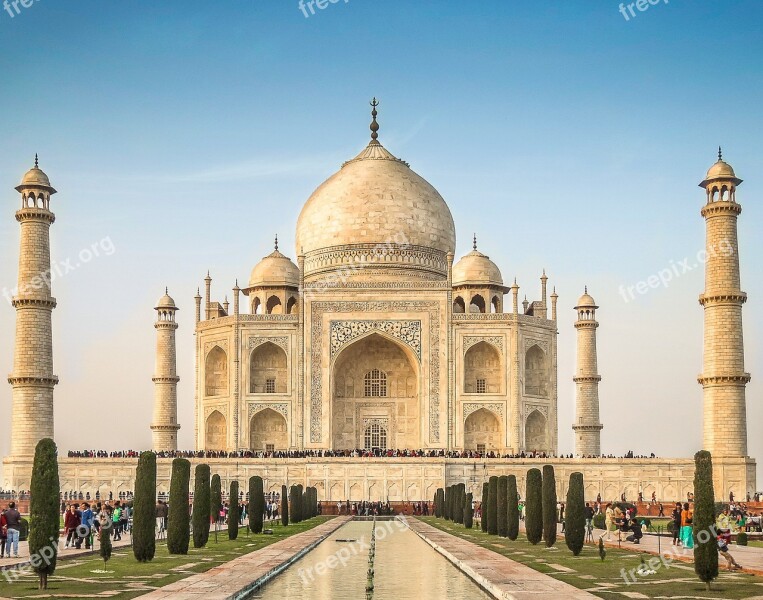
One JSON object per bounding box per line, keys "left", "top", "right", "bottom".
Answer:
{"left": 0, "top": 0, "right": 761, "bottom": 477}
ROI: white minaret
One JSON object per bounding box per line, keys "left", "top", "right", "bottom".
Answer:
{"left": 8, "top": 156, "right": 59, "bottom": 458}
{"left": 573, "top": 287, "right": 603, "bottom": 456}
{"left": 698, "top": 149, "right": 750, "bottom": 457}
{"left": 151, "top": 289, "right": 180, "bottom": 451}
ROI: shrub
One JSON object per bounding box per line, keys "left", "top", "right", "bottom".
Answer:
{"left": 29, "top": 438, "right": 60, "bottom": 590}
{"left": 507, "top": 475, "right": 519, "bottom": 540}
{"left": 229, "top": 481, "right": 239, "bottom": 540}
{"left": 487, "top": 476, "right": 498, "bottom": 535}
{"left": 133, "top": 451, "right": 157, "bottom": 562}
{"left": 249, "top": 476, "right": 264, "bottom": 533}
{"left": 481, "top": 482, "right": 489, "bottom": 533}
{"left": 598, "top": 537, "right": 606, "bottom": 561}
{"left": 593, "top": 513, "right": 605, "bottom": 530}
{"left": 281, "top": 484, "right": 289, "bottom": 526}
{"left": 693, "top": 450, "right": 718, "bottom": 590}
{"left": 565, "top": 472, "right": 585, "bottom": 556}
{"left": 737, "top": 532, "right": 748, "bottom": 546}
{"left": 525, "top": 468, "right": 543, "bottom": 545}
{"left": 542, "top": 465, "right": 557, "bottom": 547}
{"left": 497, "top": 476, "right": 509, "bottom": 537}
{"left": 192, "top": 464, "right": 211, "bottom": 548}
{"left": 167, "top": 458, "right": 191, "bottom": 555}
{"left": 434, "top": 488, "right": 443, "bottom": 518}
{"left": 295, "top": 484, "right": 304, "bottom": 523}
{"left": 99, "top": 522, "right": 112, "bottom": 571}
{"left": 211, "top": 474, "right": 222, "bottom": 533}
{"left": 464, "top": 492, "right": 474, "bottom": 529}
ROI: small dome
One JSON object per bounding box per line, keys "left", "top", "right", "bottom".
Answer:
{"left": 156, "top": 290, "right": 177, "bottom": 309}
{"left": 705, "top": 159, "right": 737, "bottom": 181}
{"left": 575, "top": 288, "right": 597, "bottom": 308}
{"left": 452, "top": 249, "right": 503, "bottom": 287}
{"left": 20, "top": 166, "right": 51, "bottom": 187}
{"left": 249, "top": 248, "right": 300, "bottom": 288}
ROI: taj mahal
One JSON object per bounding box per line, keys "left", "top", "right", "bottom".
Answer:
{"left": 2, "top": 102, "right": 756, "bottom": 502}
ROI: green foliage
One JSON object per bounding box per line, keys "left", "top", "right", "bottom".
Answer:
{"left": 444, "top": 486, "right": 450, "bottom": 520}
{"left": 281, "top": 484, "right": 289, "bottom": 526}
{"left": 542, "top": 465, "right": 557, "bottom": 547}
{"left": 497, "top": 476, "right": 509, "bottom": 537}
{"left": 525, "top": 468, "right": 543, "bottom": 545}
{"left": 593, "top": 513, "right": 605, "bottom": 530}
{"left": 565, "top": 472, "right": 585, "bottom": 556}
{"left": 253, "top": 476, "right": 265, "bottom": 533}
{"left": 487, "top": 476, "right": 498, "bottom": 535}
{"left": 598, "top": 537, "right": 606, "bottom": 561}
{"left": 211, "top": 475, "right": 222, "bottom": 534}
{"left": 133, "top": 452, "right": 157, "bottom": 562}
{"left": 455, "top": 484, "right": 465, "bottom": 524}
{"left": 228, "top": 481, "right": 239, "bottom": 540}
{"left": 464, "top": 492, "right": 474, "bottom": 528}
{"left": 481, "top": 483, "right": 489, "bottom": 533}
{"left": 192, "top": 464, "right": 211, "bottom": 548}
{"left": 29, "top": 438, "right": 60, "bottom": 589}
{"left": 507, "top": 475, "right": 519, "bottom": 541}
{"left": 737, "top": 532, "right": 748, "bottom": 546}
{"left": 18, "top": 518, "right": 29, "bottom": 541}
{"left": 295, "top": 484, "right": 304, "bottom": 523}
{"left": 167, "top": 458, "right": 191, "bottom": 555}
{"left": 693, "top": 451, "right": 718, "bottom": 590}
{"left": 100, "top": 523, "right": 112, "bottom": 569}
{"left": 434, "top": 488, "right": 443, "bottom": 518}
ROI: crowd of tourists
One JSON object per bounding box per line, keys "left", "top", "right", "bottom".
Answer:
{"left": 66, "top": 448, "right": 662, "bottom": 460}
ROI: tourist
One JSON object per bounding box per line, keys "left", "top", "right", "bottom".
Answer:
{"left": 584, "top": 502, "right": 594, "bottom": 534}
{"left": 4, "top": 502, "right": 22, "bottom": 558}
{"left": 0, "top": 505, "right": 7, "bottom": 558}
{"left": 672, "top": 502, "right": 682, "bottom": 546}
{"left": 603, "top": 503, "right": 616, "bottom": 541}
{"left": 77, "top": 503, "right": 94, "bottom": 549}
{"left": 680, "top": 502, "right": 694, "bottom": 548}
{"left": 658, "top": 502, "right": 665, "bottom": 517}
{"left": 626, "top": 518, "right": 643, "bottom": 544}
{"left": 64, "top": 504, "right": 81, "bottom": 548}
{"left": 112, "top": 503, "right": 122, "bottom": 541}
{"left": 717, "top": 534, "right": 742, "bottom": 571}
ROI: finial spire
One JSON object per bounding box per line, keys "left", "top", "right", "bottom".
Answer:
{"left": 34, "top": 153, "right": 39, "bottom": 168}
{"left": 585, "top": 285, "right": 588, "bottom": 294}
{"left": 718, "top": 146, "right": 723, "bottom": 161}
{"left": 370, "top": 97, "right": 380, "bottom": 142}
{"left": 472, "top": 233, "right": 477, "bottom": 251}
{"left": 274, "top": 234, "right": 279, "bottom": 251}
{"left": 165, "top": 286, "right": 168, "bottom": 295}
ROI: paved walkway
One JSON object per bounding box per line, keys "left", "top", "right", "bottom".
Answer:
{"left": 408, "top": 518, "right": 598, "bottom": 599}
{"left": 135, "top": 517, "right": 350, "bottom": 600}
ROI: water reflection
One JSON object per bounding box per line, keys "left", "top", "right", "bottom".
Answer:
{"left": 251, "top": 519, "right": 492, "bottom": 600}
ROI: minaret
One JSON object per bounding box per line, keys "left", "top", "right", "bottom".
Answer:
{"left": 8, "top": 156, "right": 59, "bottom": 457}
{"left": 151, "top": 289, "right": 180, "bottom": 451}
{"left": 573, "top": 287, "right": 603, "bottom": 456}
{"left": 698, "top": 149, "right": 750, "bottom": 457}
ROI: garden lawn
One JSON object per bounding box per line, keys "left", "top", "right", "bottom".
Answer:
{"left": 421, "top": 517, "right": 763, "bottom": 599}
{"left": 0, "top": 517, "right": 332, "bottom": 599}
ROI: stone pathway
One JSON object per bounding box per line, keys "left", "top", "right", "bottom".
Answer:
{"left": 134, "top": 517, "right": 350, "bottom": 599}
{"left": 408, "top": 518, "right": 598, "bottom": 599}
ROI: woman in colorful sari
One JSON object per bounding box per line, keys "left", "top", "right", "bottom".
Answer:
{"left": 680, "top": 502, "right": 694, "bottom": 548}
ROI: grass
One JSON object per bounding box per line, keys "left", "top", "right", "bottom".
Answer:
{"left": 0, "top": 517, "right": 332, "bottom": 599}
{"left": 421, "top": 517, "right": 763, "bottom": 599}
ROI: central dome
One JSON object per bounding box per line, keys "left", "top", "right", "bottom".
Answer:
{"left": 295, "top": 108, "right": 456, "bottom": 282}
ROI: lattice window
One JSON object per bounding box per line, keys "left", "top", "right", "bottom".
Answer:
{"left": 476, "top": 443, "right": 486, "bottom": 453}
{"left": 476, "top": 378, "right": 486, "bottom": 394}
{"left": 265, "top": 378, "right": 276, "bottom": 394}
{"left": 364, "top": 369, "right": 387, "bottom": 397}
{"left": 265, "top": 444, "right": 275, "bottom": 453}
{"left": 364, "top": 422, "right": 388, "bottom": 450}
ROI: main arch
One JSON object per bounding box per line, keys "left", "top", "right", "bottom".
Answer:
{"left": 331, "top": 332, "right": 420, "bottom": 450}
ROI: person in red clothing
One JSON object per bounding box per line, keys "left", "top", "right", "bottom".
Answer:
{"left": 63, "top": 504, "right": 81, "bottom": 548}
{"left": 0, "top": 507, "right": 7, "bottom": 558}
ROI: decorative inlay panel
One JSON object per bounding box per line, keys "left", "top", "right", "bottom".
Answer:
{"left": 248, "top": 403, "right": 288, "bottom": 421}
{"left": 463, "top": 335, "right": 504, "bottom": 353}
{"left": 204, "top": 339, "right": 228, "bottom": 354}
{"left": 330, "top": 320, "right": 421, "bottom": 360}
{"left": 525, "top": 403, "right": 549, "bottom": 419}
{"left": 248, "top": 336, "right": 289, "bottom": 353}
{"left": 310, "top": 301, "right": 441, "bottom": 444}
{"left": 463, "top": 402, "right": 504, "bottom": 420}
{"left": 523, "top": 337, "right": 549, "bottom": 354}
{"left": 203, "top": 404, "right": 228, "bottom": 419}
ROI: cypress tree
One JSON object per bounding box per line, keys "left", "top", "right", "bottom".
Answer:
{"left": 565, "top": 472, "right": 585, "bottom": 556}
{"left": 525, "top": 468, "right": 543, "bottom": 545}
{"left": 167, "top": 458, "right": 191, "bottom": 554}
{"left": 434, "top": 488, "right": 442, "bottom": 518}
{"left": 255, "top": 476, "right": 266, "bottom": 533}
{"left": 281, "top": 484, "right": 289, "bottom": 526}
{"left": 29, "top": 438, "right": 59, "bottom": 590}
{"left": 464, "top": 492, "right": 474, "bottom": 528}
{"left": 497, "top": 475, "right": 509, "bottom": 537}
{"left": 192, "top": 464, "right": 211, "bottom": 548}
{"left": 481, "top": 482, "right": 489, "bottom": 532}
{"left": 296, "top": 484, "right": 304, "bottom": 523}
{"left": 229, "top": 481, "right": 239, "bottom": 540}
{"left": 99, "top": 522, "right": 112, "bottom": 571}
{"left": 133, "top": 451, "right": 156, "bottom": 562}
{"left": 487, "top": 476, "right": 498, "bottom": 535}
{"left": 542, "top": 464, "right": 557, "bottom": 547}
{"left": 210, "top": 474, "right": 222, "bottom": 537}
{"left": 454, "top": 484, "right": 463, "bottom": 524}
{"left": 444, "top": 486, "right": 450, "bottom": 520}
{"left": 693, "top": 450, "right": 718, "bottom": 590}
{"left": 507, "top": 475, "right": 519, "bottom": 541}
